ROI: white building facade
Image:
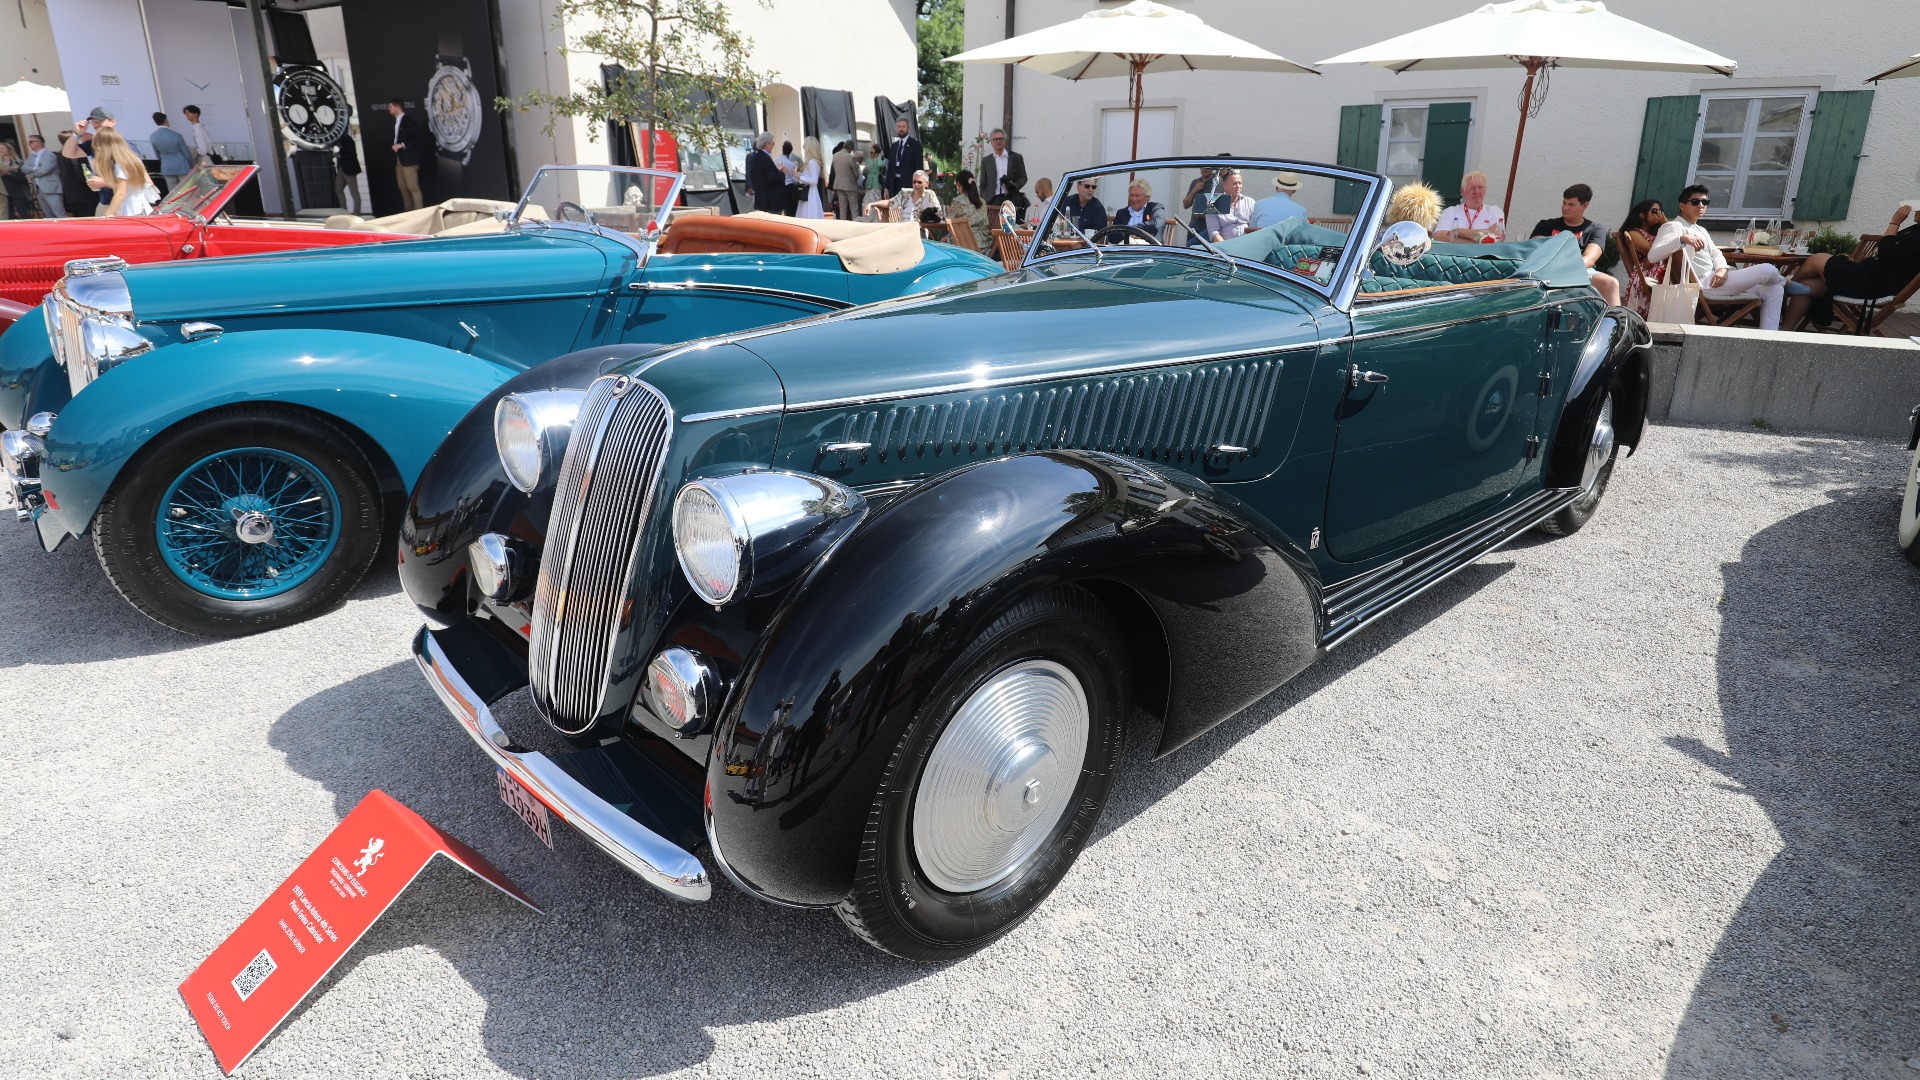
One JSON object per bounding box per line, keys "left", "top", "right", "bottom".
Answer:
{"left": 961, "top": 0, "right": 1918, "bottom": 243}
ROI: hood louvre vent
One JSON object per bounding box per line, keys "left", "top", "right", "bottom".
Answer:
{"left": 821, "top": 356, "right": 1284, "bottom": 469}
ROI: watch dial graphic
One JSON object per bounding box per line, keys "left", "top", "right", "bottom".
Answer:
{"left": 427, "top": 60, "right": 483, "bottom": 162}
{"left": 277, "top": 67, "right": 352, "bottom": 150}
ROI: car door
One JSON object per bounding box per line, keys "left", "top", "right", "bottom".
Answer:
{"left": 1322, "top": 283, "right": 1550, "bottom": 564}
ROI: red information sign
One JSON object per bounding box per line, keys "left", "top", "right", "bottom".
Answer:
{"left": 179, "top": 790, "right": 538, "bottom": 1074}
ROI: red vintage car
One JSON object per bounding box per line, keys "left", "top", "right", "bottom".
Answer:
{"left": 0, "top": 164, "right": 413, "bottom": 331}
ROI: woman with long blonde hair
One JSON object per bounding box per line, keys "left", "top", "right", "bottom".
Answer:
{"left": 793, "top": 135, "right": 825, "bottom": 218}
{"left": 86, "top": 128, "right": 158, "bottom": 216}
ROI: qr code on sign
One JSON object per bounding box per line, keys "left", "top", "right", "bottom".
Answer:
{"left": 231, "top": 949, "right": 276, "bottom": 1001}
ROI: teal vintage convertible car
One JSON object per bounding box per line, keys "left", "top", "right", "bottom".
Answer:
{"left": 403, "top": 156, "right": 1652, "bottom": 961}
{"left": 0, "top": 165, "right": 997, "bottom": 635}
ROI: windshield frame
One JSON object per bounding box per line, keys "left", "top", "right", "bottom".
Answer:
{"left": 1022, "top": 156, "right": 1389, "bottom": 311}
{"left": 510, "top": 164, "right": 687, "bottom": 252}
{"left": 158, "top": 163, "right": 260, "bottom": 224}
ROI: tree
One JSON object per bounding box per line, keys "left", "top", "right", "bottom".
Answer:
{"left": 499, "top": 0, "right": 775, "bottom": 162}
{"left": 916, "top": 0, "right": 964, "bottom": 165}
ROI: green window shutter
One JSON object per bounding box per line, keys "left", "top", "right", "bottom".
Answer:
{"left": 1630, "top": 95, "right": 1699, "bottom": 207}
{"left": 1334, "top": 104, "right": 1381, "bottom": 214}
{"left": 1792, "top": 89, "right": 1874, "bottom": 222}
{"left": 1421, "top": 102, "right": 1472, "bottom": 205}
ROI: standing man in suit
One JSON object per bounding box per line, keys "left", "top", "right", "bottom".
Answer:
{"left": 828, "top": 140, "right": 861, "bottom": 221}
{"left": 745, "top": 133, "right": 784, "bottom": 214}
{"left": 24, "top": 134, "right": 64, "bottom": 218}
{"left": 387, "top": 98, "right": 425, "bottom": 211}
{"left": 885, "top": 116, "right": 920, "bottom": 199}
{"left": 149, "top": 113, "right": 193, "bottom": 195}
{"left": 977, "top": 128, "right": 1026, "bottom": 208}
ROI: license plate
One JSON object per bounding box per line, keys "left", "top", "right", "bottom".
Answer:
{"left": 496, "top": 767, "right": 553, "bottom": 848}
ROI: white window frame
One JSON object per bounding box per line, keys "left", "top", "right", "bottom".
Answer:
{"left": 1375, "top": 98, "right": 1476, "bottom": 192}
{"left": 1686, "top": 88, "right": 1817, "bottom": 221}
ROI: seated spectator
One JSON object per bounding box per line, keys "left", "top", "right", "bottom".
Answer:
{"left": 948, "top": 168, "right": 991, "bottom": 252}
{"left": 1615, "top": 199, "right": 1668, "bottom": 317}
{"left": 1648, "top": 184, "right": 1787, "bottom": 330}
{"left": 1384, "top": 181, "right": 1442, "bottom": 232}
{"left": 1109, "top": 179, "right": 1163, "bottom": 238}
{"left": 1782, "top": 200, "right": 1920, "bottom": 329}
{"left": 1247, "top": 172, "right": 1306, "bottom": 231}
{"left": 1530, "top": 183, "right": 1621, "bottom": 306}
{"left": 1060, "top": 176, "right": 1107, "bottom": 234}
{"left": 1204, "top": 168, "right": 1255, "bottom": 241}
{"left": 892, "top": 169, "right": 942, "bottom": 221}
{"left": 1433, "top": 171, "right": 1505, "bottom": 242}
{"left": 1033, "top": 176, "right": 1055, "bottom": 205}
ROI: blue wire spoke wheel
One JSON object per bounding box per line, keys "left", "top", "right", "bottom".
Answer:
{"left": 154, "top": 447, "right": 343, "bottom": 600}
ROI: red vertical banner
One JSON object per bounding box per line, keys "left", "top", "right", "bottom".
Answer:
{"left": 179, "top": 790, "right": 538, "bottom": 1074}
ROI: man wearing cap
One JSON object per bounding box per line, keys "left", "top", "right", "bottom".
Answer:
{"left": 62, "top": 109, "right": 117, "bottom": 214}
{"left": 1248, "top": 172, "right": 1307, "bottom": 232}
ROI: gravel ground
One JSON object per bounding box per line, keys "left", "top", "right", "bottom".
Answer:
{"left": 2, "top": 422, "right": 1916, "bottom": 1080}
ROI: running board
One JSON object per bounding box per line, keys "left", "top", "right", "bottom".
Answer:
{"left": 1318, "top": 486, "right": 1583, "bottom": 651}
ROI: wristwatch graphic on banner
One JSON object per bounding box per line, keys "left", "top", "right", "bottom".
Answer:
{"left": 276, "top": 65, "right": 352, "bottom": 151}
{"left": 426, "top": 54, "right": 483, "bottom": 166}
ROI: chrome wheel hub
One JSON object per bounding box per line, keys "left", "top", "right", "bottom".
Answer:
{"left": 1582, "top": 395, "right": 1616, "bottom": 492}
{"left": 231, "top": 506, "right": 275, "bottom": 545}
{"left": 912, "top": 659, "right": 1089, "bottom": 894}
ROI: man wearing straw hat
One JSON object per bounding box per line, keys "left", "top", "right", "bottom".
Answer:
{"left": 1248, "top": 172, "right": 1306, "bottom": 231}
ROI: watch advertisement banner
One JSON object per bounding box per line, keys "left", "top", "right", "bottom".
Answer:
{"left": 338, "top": 0, "right": 513, "bottom": 214}
{"left": 178, "top": 790, "right": 538, "bottom": 1075}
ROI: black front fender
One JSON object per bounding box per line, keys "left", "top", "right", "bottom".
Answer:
{"left": 1546, "top": 308, "right": 1650, "bottom": 488}
{"left": 398, "top": 342, "right": 668, "bottom": 626}
{"left": 705, "top": 450, "right": 1322, "bottom": 906}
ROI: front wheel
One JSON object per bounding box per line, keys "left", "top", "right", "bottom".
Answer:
{"left": 93, "top": 406, "right": 382, "bottom": 637}
{"left": 835, "top": 587, "right": 1128, "bottom": 961}
{"left": 1536, "top": 393, "right": 1618, "bottom": 538}
{"left": 1899, "top": 431, "right": 1920, "bottom": 567}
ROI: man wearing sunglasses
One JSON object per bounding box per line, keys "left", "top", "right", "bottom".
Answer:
{"left": 1648, "top": 183, "right": 1788, "bottom": 330}
{"left": 1061, "top": 177, "right": 1108, "bottom": 234}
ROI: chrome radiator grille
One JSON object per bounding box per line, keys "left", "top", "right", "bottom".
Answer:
{"left": 528, "top": 376, "right": 672, "bottom": 735}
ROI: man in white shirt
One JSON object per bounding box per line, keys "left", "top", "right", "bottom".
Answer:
{"left": 1647, "top": 184, "right": 1787, "bottom": 330}
{"left": 978, "top": 128, "right": 1026, "bottom": 208}
{"left": 1247, "top": 172, "right": 1306, "bottom": 231}
{"left": 183, "top": 104, "right": 214, "bottom": 162}
{"left": 1433, "top": 171, "right": 1505, "bottom": 242}
{"left": 1204, "top": 169, "right": 1256, "bottom": 241}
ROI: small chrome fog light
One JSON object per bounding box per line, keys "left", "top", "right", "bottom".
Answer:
{"left": 1, "top": 429, "right": 43, "bottom": 468}
{"left": 468, "top": 533, "right": 517, "bottom": 600}
{"left": 644, "top": 648, "right": 713, "bottom": 736}
{"left": 24, "top": 412, "right": 56, "bottom": 437}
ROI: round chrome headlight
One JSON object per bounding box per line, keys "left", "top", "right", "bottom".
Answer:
{"left": 467, "top": 533, "right": 517, "bottom": 600}
{"left": 493, "top": 388, "right": 586, "bottom": 494}
{"left": 644, "top": 648, "right": 713, "bottom": 735}
{"left": 671, "top": 471, "right": 866, "bottom": 608}
{"left": 672, "top": 483, "right": 743, "bottom": 605}
{"left": 79, "top": 316, "right": 152, "bottom": 369}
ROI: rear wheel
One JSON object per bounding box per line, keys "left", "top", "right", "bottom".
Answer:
{"left": 835, "top": 587, "right": 1127, "bottom": 961}
{"left": 93, "top": 407, "right": 382, "bottom": 636}
{"left": 1899, "top": 434, "right": 1920, "bottom": 567}
{"left": 1537, "top": 392, "right": 1617, "bottom": 537}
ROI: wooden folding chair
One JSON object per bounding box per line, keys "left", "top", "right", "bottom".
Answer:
{"left": 1831, "top": 269, "right": 1920, "bottom": 336}
{"left": 994, "top": 229, "right": 1024, "bottom": 271}
{"left": 1669, "top": 252, "right": 1761, "bottom": 326}
{"left": 944, "top": 215, "right": 979, "bottom": 253}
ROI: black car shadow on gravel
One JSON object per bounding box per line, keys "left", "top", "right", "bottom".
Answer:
{"left": 1664, "top": 487, "right": 1920, "bottom": 1078}
{"left": 268, "top": 658, "right": 931, "bottom": 1079}
{"left": 261, "top": 558, "right": 1519, "bottom": 1077}
{"left": 0, "top": 523, "right": 403, "bottom": 667}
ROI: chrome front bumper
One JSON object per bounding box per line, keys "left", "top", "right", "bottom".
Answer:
{"left": 412, "top": 624, "right": 713, "bottom": 901}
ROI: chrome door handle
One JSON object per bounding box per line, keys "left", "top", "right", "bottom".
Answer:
{"left": 1347, "top": 365, "right": 1389, "bottom": 389}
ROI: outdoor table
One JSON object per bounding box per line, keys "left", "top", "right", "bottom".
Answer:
{"left": 1720, "top": 247, "right": 1810, "bottom": 273}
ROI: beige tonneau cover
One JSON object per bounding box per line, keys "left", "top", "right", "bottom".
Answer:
{"left": 736, "top": 211, "right": 924, "bottom": 275}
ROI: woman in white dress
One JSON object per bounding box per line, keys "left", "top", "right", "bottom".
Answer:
{"left": 86, "top": 128, "right": 159, "bottom": 216}
{"left": 794, "top": 136, "right": 825, "bottom": 219}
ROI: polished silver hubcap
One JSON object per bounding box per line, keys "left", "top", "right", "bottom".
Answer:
{"left": 1582, "top": 395, "right": 1616, "bottom": 492}
{"left": 911, "top": 659, "right": 1089, "bottom": 893}
{"left": 232, "top": 508, "right": 275, "bottom": 545}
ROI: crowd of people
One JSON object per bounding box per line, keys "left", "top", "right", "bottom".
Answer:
{"left": 0, "top": 103, "right": 227, "bottom": 220}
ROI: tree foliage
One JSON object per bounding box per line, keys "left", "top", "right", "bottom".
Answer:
{"left": 498, "top": 0, "right": 775, "bottom": 154}
{"left": 916, "top": 0, "right": 964, "bottom": 164}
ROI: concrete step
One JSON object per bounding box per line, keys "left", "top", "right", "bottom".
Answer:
{"left": 1645, "top": 322, "right": 1920, "bottom": 438}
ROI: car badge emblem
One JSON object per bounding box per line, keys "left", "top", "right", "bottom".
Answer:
{"left": 610, "top": 375, "right": 632, "bottom": 397}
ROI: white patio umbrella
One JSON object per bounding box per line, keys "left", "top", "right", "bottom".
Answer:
{"left": 945, "top": 0, "right": 1316, "bottom": 160}
{"left": 0, "top": 80, "right": 72, "bottom": 139}
{"left": 1866, "top": 53, "right": 1920, "bottom": 81}
{"left": 1319, "top": 0, "right": 1735, "bottom": 220}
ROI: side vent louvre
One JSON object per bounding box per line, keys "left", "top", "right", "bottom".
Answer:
{"left": 824, "top": 357, "right": 1284, "bottom": 467}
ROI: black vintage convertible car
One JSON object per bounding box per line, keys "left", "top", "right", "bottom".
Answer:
{"left": 403, "top": 156, "right": 1650, "bottom": 960}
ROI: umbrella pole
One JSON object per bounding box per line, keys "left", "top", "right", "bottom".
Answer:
{"left": 1130, "top": 58, "right": 1144, "bottom": 159}
{"left": 1503, "top": 57, "right": 1545, "bottom": 226}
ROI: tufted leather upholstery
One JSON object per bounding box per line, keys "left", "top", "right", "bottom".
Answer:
{"left": 658, "top": 215, "right": 832, "bottom": 256}
{"left": 1361, "top": 250, "right": 1520, "bottom": 293}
